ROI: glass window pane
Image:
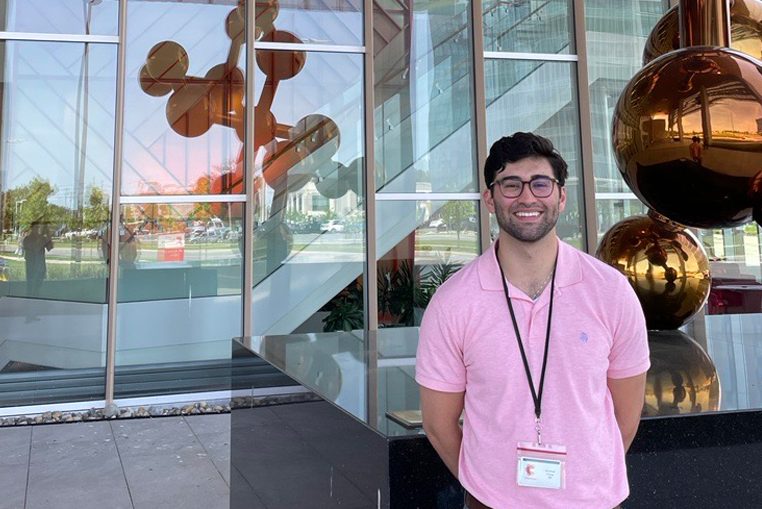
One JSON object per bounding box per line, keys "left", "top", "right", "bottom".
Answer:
{"left": 123, "top": 1, "right": 246, "bottom": 196}
{"left": 258, "top": 0, "right": 362, "bottom": 46}
{"left": 114, "top": 201, "right": 242, "bottom": 398}
{"left": 483, "top": 0, "right": 574, "bottom": 54}
{"left": 374, "top": 0, "right": 478, "bottom": 193}
{"left": 586, "top": 0, "right": 663, "bottom": 240}
{"left": 0, "top": 0, "right": 119, "bottom": 35}
{"left": 485, "top": 59, "right": 585, "bottom": 248}
{"left": 0, "top": 41, "right": 117, "bottom": 407}
{"left": 252, "top": 50, "right": 365, "bottom": 336}
{"left": 376, "top": 200, "right": 480, "bottom": 327}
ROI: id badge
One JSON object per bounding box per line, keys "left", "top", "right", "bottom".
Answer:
{"left": 516, "top": 441, "right": 567, "bottom": 490}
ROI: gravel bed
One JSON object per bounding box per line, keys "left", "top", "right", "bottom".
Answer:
{"left": 0, "top": 391, "right": 320, "bottom": 426}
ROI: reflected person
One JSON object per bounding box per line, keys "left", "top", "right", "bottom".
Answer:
{"left": 689, "top": 136, "right": 703, "bottom": 165}
{"left": 416, "top": 132, "right": 650, "bottom": 508}
{"left": 23, "top": 221, "right": 53, "bottom": 298}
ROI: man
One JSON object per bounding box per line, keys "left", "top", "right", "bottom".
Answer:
{"left": 416, "top": 132, "right": 649, "bottom": 508}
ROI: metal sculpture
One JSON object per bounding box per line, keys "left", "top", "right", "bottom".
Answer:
{"left": 613, "top": 0, "right": 762, "bottom": 229}
{"left": 643, "top": 330, "right": 721, "bottom": 416}
{"left": 599, "top": 1, "right": 747, "bottom": 415}
{"left": 643, "top": 1, "right": 762, "bottom": 65}
{"left": 596, "top": 211, "right": 711, "bottom": 330}
{"left": 139, "top": 0, "right": 363, "bottom": 277}
{"left": 138, "top": 0, "right": 361, "bottom": 198}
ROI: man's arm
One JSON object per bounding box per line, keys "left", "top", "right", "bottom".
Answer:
{"left": 607, "top": 372, "right": 647, "bottom": 451}
{"left": 420, "top": 386, "right": 465, "bottom": 478}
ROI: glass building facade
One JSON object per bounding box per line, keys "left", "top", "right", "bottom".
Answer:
{"left": 0, "top": 0, "right": 759, "bottom": 416}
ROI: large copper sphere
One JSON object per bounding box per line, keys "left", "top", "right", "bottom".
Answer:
{"left": 596, "top": 213, "right": 711, "bottom": 330}
{"left": 643, "top": 1, "right": 762, "bottom": 65}
{"left": 612, "top": 47, "right": 762, "bottom": 228}
{"left": 643, "top": 330, "right": 721, "bottom": 417}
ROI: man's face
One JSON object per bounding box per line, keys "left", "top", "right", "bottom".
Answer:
{"left": 483, "top": 156, "right": 566, "bottom": 243}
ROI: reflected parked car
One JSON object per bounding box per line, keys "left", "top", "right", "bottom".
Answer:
{"left": 428, "top": 218, "right": 447, "bottom": 232}
{"left": 320, "top": 219, "right": 345, "bottom": 233}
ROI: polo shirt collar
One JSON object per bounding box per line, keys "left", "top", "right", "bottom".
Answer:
{"left": 477, "top": 237, "right": 583, "bottom": 292}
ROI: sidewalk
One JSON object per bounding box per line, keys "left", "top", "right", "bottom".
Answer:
{"left": 0, "top": 413, "right": 230, "bottom": 509}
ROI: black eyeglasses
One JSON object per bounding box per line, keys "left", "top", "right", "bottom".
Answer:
{"left": 489, "top": 176, "right": 560, "bottom": 198}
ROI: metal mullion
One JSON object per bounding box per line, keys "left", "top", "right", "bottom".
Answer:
{"left": 471, "top": 0, "right": 490, "bottom": 254}
{"left": 253, "top": 42, "right": 364, "bottom": 53}
{"left": 104, "top": 0, "right": 128, "bottom": 410}
{"left": 375, "top": 192, "right": 481, "bottom": 201}
{"left": 483, "top": 51, "right": 578, "bottom": 62}
{"left": 363, "top": 0, "right": 378, "bottom": 335}
{"left": 0, "top": 31, "right": 119, "bottom": 43}
{"left": 572, "top": 0, "right": 598, "bottom": 255}
{"left": 243, "top": 1, "right": 256, "bottom": 339}
{"left": 120, "top": 194, "right": 247, "bottom": 204}
{"left": 363, "top": 0, "right": 379, "bottom": 435}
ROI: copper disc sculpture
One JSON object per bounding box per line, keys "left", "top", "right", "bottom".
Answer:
{"left": 596, "top": 0, "right": 753, "bottom": 415}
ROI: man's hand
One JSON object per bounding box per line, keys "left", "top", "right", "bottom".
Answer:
{"left": 607, "top": 373, "right": 647, "bottom": 451}
{"left": 420, "top": 386, "right": 465, "bottom": 478}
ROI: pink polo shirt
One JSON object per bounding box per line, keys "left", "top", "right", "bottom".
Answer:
{"left": 416, "top": 240, "right": 649, "bottom": 508}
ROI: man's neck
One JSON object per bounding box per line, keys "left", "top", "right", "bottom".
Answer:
{"left": 496, "top": 231, "right": 559, "bottom": 296}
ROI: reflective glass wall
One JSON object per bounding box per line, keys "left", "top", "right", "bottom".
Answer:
{"left": 484, "top": 0, "right": 585, "bottom": 248}
{"left": 7, "top": 0, "right": 762, "bottom": 418}
{"left": 0, "top": 0, "right": 117, "bottom": 406}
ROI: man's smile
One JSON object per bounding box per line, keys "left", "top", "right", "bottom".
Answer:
{"left": 514, "top": 210, "right": 542, "bottom": 219}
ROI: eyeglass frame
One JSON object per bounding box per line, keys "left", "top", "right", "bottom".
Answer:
{"left": 488, "top": 175, "right": 561, "bottom": 199}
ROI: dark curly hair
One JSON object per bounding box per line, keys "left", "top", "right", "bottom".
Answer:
{"left": 484, "top": 132, "right": 568, "bottom": 189}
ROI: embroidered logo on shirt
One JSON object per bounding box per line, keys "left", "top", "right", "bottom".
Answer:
{"left": 579, "top": 332, "right": 589, "bottom": 344}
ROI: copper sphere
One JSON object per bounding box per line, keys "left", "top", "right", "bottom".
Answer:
{"left": 643, "top": 1, "right": 762, "bottom": 64}
{"left": 612, "top": 47, "right": 762, "bottom": 228}
{"left": 643, "top": 330, "right": 721, "bottom": 417}
{"left": 596, "top": 213, "right": 711, "bottom": 330}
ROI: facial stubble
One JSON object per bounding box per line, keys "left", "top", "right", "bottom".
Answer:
{"left": 493, "top": 192, "right": 561, "bottom": 243}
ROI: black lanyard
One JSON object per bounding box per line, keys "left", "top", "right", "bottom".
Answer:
{"left": 494, "top": 240, "right": 558, "bottom": 422}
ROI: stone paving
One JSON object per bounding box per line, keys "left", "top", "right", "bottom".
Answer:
{"left": 0, "top": 413, "right": 230, "bottom": 509}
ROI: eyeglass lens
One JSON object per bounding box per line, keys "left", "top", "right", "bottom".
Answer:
{"left": 498, "top": 177, "right": 554, "bottom": 198}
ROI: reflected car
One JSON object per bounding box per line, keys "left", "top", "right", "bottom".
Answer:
{"left": 320, "top": 219, "right": 345, "bottom": 233}
{"left": 428, "top": 218, "right": 447, "bottom": 231}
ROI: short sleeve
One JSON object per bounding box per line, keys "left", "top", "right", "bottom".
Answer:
{"left": 415, "top": 293, "right": 467, "bottom": 392}
{"left": 607, "top": 278, "right": 650, "bottom": 379}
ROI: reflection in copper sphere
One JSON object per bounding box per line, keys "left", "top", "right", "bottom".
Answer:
{"left": 596, "top": 213, "right": 711, "bottom": 330}
{"left": 612, "top": 47, "right": 762, "bottom": 228}
{"left": 643, "top": 330, "right": 721, "bottom": 417}
{"left": 643, "top": 1, "right": 762, "bottom": 64}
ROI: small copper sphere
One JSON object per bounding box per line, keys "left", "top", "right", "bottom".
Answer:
{"left": 612, "top": 47, "right": 762, "bottom": 228}
{"left": 643, "top": 330, "right": 721, "bottom": 417}
{"left": 596, "top": 213, "right": 711, "bottom": 330}
{"left": 643, "top": 1, "right": 762, "bottom": 65}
